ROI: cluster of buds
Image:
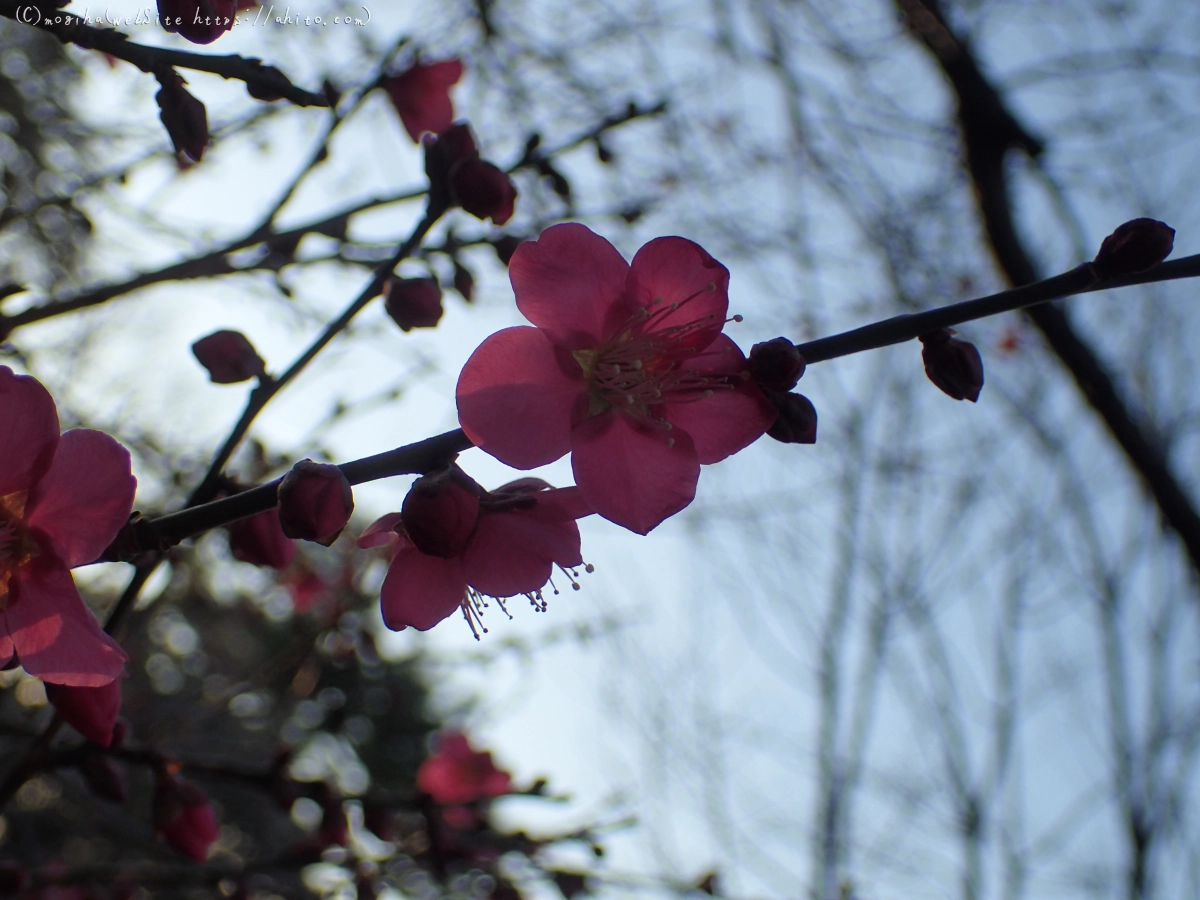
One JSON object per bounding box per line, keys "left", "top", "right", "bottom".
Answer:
{"left": 748, "top": 337, "right": 818, "bottom": 444}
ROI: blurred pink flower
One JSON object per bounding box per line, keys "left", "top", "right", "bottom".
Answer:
{"left": 417, "top": 731, "right": 512, "bottom": 805}
{"left": 155, "top": 773, "right": 221, "bottom": 861}
{"left": 384, "top": 60, "right": 464, "bottom": 142}
{"left": 0, "top": 368, "right": 133, "bottom": 686}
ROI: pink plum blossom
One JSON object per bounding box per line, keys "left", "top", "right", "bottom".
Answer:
{"left": 417, "top": 731, "right": 512, "bottom": 805}
{"left": 357, "top": 470, "right": 591, "bottom": 636}
{"left": 456, "top": 223, "right": 776, "bottom": 534}
{"left": 0, "top": 368, "right": 134, "bottom": 686}
{"left": 384, "top": 60, "right": 464, "bottom": 143}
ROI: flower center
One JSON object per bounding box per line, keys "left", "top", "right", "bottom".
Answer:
{"left": 572, "top": 287, "right": 744, "bottom": 437}
{"left": 0, "top": 492, "right": 38, "bottom": 611}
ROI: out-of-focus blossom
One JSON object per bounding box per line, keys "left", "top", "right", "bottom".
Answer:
{"left": 452, "top": 158, "right": 517, "bottom": 225}
{"left": 277, "top": 460, "right": 353, "bottom": 546}
{"left": 0, "top": 368, "right": 133, "bottom": 686}
{"left": 154, "top": 773, "right": 220, "bottom": 861}
{"left": 422, "top": 123, "right": 518, "bottom": 224}
{"left": 457, "top": 224, "right": 775, "bottom": 534}
{"left": 384, "top": 60, "right": 464, "bottom": 142}
{"left": 358, "top": 469, "right": 591, "bottom": 635}
{"left": 417, "top": 731, "right": 512, "bottom": 804}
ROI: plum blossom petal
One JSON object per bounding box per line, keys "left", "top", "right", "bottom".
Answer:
{"left": 45, "top": 678, "right": 122, "bottom": 746}
{"left": 358, "top": 513, "right": 403, "bottom": 549}
{"left": 461, "top": 491, "right": 584, "bottom": 598}
{"left": 379, "top": 541, "right": 467, "bottom": 631}
{"left": 665, "top": 335, "right": 778, "bottom": 464}
{"left": 571, "top": 412, "right": 699, "bottom": 534}
{"left": 417, "top": 731, "right": 512, "bottom": 804}
{"left": 0, "top": 367, "right": 59, "bottom": 496}
{"left": 510, "top": 224, "right": 633, "bottom": 349}
{"left": 457, "top": 327, "right": 584, "bottom": 469}
{"left": 385, "top": 60, "right": 463, "bottom": 142}
{"left": 5, "top": 559, "right": 127, "bottom": 686}
{"left": 25, "top": 430, "right": 137, "bottom": 568}
{"left": 626, "top": 236, "right": 730, "bottom": 353}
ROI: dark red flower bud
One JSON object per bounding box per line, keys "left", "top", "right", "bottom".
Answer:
{"left": 192, "top": 330, "right": 266, "bottom": 384}
{"left": 155, "top": 69, "right": 210, "bottom": 162}
{"left": 919, "top": 329, "right": 984, "bottom": 402}
{"left": 82, "top": 751, "right": 128, "bottom": 804}
{"left": 277, "top": 460, "right": 354, "bottom": 546}
{"left": 423, "top": 123, "right": 479, "bottom": 202}
{"left": 400, "top": 467, "right": 481, "bottom": 558}
{"left": 0, "top": 863, "right": 27, "bottom": 896}
{"left": 154, "top": 774, "right": 221, "bottom": 861}
{"left": 453, "top": 261, "right": 474, "bottom": 302}
{"left": 383, "top": 278, "right": 444, "bottom": 332}
{"left": 228, "top": 508, "right": 296, "bottom": 569}
{"left": 45, "top": 679, "right": 122, "bottom": 746}
{"left": 384, "top": 59, "right": 464, "bottom": 143}
{"left": 452, "top": 158, "right": 518, "bottom": 225}
{"left": 1092, "top": 218, "right": 1175, "bottom": 279}
{"left": 765, "top": 391, "right": 817, "bottom": 444}
{"left": 157, "top": 0, "right": 237, "bottom": 44}
{"left": 491, "top": 235, "right": 525, "bottom": 266}
{"left": 749, "top": 337, "right": 806, "bottom": 392}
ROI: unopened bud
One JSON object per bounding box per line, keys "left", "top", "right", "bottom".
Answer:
{"left": 424, "top": 123, "right": 479, "bottom": 212}
{"left": 277, "top": 460, "right": 354, "bottom": 546}
{"left": 45, "top": 678, "right": 122, "bottom": 746}
{"left": 919, "top": 329, "right": 984, "bottom": 402}
{"left": 765, "top": 391, "right": 818, "bottom": 444}
{"left": 400, "top": 467, "right": 481, "bottom": 558}
{"left": 192, "top": 330, "right": 266, "bottom": 384}
{"left": 155, "top": 69, "right": 209, "bottom": 162}
{"left": 452, "top": 158, "right": 518, "bottom": 225}
{"left": 383, "top": 278, "right": 444, "bottom": 332}
{"left": 154, "top": 773, "right": 221, "bottom": 862}
{"left": 749, "top": 337, "right": 806, "bottom": 392}
{"left": 1093, "top": 218, "right": 1175, "bottom": 279}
